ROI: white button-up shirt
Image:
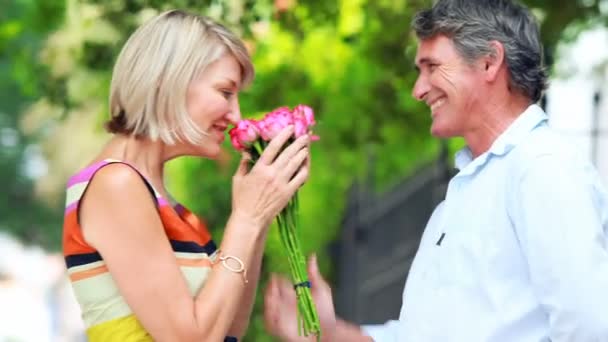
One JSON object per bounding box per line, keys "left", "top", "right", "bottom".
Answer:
{"left": 362, "top": 105, "right": 608, "bottom": 341}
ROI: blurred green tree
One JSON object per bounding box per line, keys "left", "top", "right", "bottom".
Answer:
{"left": 0, "top": 0, "right": 65, "bottom": 247}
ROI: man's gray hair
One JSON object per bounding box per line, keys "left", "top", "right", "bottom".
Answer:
{"left": 412, "top": 0, "right": 547, "bottom": 103}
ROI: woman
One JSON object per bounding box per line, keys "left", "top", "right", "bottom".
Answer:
{"left": 62, "top": 9, "right": 310, "bottom": 341}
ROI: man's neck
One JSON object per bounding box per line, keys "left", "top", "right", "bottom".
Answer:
{"left": 464, "top": 94, "right": 532, "bottom": 158}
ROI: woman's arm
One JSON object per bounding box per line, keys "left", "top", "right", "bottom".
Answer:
{"left": 225, "top": 230, "right": 267, "bottom": 339}
{"left": 81, "top": 127, "right": 310, "bottom": 341}
{"left": 82, "top": 165, "right": 262, "bottom": 341}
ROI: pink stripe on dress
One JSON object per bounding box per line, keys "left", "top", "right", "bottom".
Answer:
{"left": 66, "top": 159, "right": 169, "bottom": 208}
{"left": 65, "top": 196, "right": 167, "bottom": 216}
{"left": 66, "top": 160, "right": 110, "bottom": 187}
{"left": 65, "top": 201, "right": 79, "bottom": 215}
{"left": 157, "top": 197, "right": 169, "bottom": 207}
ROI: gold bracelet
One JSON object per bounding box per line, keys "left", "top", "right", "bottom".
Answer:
{"left": 214, "top": 249, "right": 248, "bottom": 284}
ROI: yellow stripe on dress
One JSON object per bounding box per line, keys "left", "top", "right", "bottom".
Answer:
{"left": 86, "top": 314, "right": 152, "bottom": 342}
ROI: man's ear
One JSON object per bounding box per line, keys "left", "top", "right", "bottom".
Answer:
{"left": 484, "top": 40, "right": 505, "bottom": 82}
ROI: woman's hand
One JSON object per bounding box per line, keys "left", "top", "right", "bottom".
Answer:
{"left": 231, "top": 125, "right": 310, "bottom": 230}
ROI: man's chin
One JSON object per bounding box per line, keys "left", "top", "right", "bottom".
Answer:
{"left": 430, "top": 131, "right": 461, "bottom": 140}
{"left": 430, "top": 124, "right": 454, "bottom": 138}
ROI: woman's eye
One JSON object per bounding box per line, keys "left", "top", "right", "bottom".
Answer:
{"left": 221, "top": 90, "right": 234, "bottom": 99}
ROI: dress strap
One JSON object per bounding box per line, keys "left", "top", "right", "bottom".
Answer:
{"left": 101, "top": 159, "right": 160, "bottom": 206}
{"left": 64, "top": 159, "right": 160, "bottom": 219}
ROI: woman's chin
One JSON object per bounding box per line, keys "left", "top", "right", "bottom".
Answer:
{"left": 179, "top": 143, "right": 220, "bottom": 159}
{"left": 199, "top": 146, "right": 222, "bottom": 159}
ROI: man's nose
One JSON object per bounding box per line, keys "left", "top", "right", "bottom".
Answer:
{"left": 412, "top": 75, "right": 430, "bottom": 101}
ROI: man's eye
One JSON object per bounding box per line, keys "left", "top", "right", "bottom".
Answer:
{"left": 429, "top": 64, "right": 438, "bottom": 71}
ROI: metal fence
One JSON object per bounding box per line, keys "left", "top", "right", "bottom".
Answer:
{"left": 333, "top": 146, "right": 453, "bottom": 324}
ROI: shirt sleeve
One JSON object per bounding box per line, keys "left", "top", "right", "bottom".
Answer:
{"left": 511, "top": 153, "right": 608, "bottom": 340}
{"left": 360, "top": 320, "right": 401, "bottom": 342}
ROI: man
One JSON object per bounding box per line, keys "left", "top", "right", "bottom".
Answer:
{"left": 263, "top": 0, "right": 608, "bottom": 341}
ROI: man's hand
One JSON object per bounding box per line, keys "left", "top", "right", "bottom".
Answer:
{"left": 264, "top": 254, "right": 337, "bottom": 342}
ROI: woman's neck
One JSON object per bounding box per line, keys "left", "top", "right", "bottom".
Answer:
{"left": 101, "top": 135, "right": 168, "bottom": 188}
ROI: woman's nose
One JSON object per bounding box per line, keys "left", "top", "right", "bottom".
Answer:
{"left": 227, "top": 100, "right": 242, "bottom": 124}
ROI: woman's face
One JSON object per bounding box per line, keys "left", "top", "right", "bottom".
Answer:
{"left": 183, "top": 53, "right": 243, "bottom": 158}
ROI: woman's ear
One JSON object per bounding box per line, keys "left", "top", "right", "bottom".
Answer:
{"left": 484, "top": 40, "right": 505, "bottom": 82}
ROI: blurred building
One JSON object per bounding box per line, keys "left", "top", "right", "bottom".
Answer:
{"left": 547, "top": 27, "right": 608, "bottom": 185}
{"left": 0, "top": 233, "right": 85, "bottom": 342}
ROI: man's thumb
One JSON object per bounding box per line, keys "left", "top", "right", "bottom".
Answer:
{"left": 307, "top": 253, "right": 322, "bottom": 282}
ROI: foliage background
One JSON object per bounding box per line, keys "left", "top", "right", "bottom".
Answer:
{"left": 1, "top": 0, "right": 606, "bottom": 340}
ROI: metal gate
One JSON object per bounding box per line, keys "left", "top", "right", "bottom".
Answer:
{"left": 333, "top": 147, "right": 453, "bottom": 324}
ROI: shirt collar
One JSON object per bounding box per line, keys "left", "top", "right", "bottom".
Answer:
{"left": 454, "top": 104, "right": 548, "bottom": 174}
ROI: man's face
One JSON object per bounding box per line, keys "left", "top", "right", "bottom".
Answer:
{"left": 413, "top": 35, "right": 485, "bottom": 138}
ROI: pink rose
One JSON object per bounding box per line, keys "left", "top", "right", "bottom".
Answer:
{"left": 229, "top": 119, "right": 259, "bottom": 150}
{"left": 292, "top": 104, "right": 315, "bottom": 127}
{"left": 257, "top": 108, "right": 293, "bottom": 141}
{"left": 230, "top": 132, "right": 245, "bottom": 151}
{"left": 230, "top": 105, "right": 319, "bottom": 147}
{"left": 237, "top": 120, "right": 260, "bottom": 143}
{"left": 293, "top": 115, "right": 308, "bottom": 138}
{"left": 268, "top": 107, "right": 294, "bottom": 127}
{"left": 292, "top": 104, "right": 319, "bottom": 140}
{"left": 269, "top": 106, "right": 293, "bottom": 121}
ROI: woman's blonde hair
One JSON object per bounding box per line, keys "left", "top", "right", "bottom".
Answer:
{"left": 107, "top": 9, "right": 254, "bottom": 145}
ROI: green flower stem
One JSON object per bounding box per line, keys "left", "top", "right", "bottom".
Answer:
{"left": 277, "top": 194, "right": 321, "bottom": 340}
{"left": 245, "top": 139, "right": 321, "bottom": 340}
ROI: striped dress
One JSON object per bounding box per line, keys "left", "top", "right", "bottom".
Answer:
{"left": 62, "top": 159, "right": 236, "bottom": 341}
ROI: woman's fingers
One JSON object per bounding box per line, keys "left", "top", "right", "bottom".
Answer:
{"left": 257, "top": 126, "right": 294, "bottom": 165}
{"left": 233, "top": 152, "right": 252, "bottom": 178}
{"left": 288, "top": 162, "right": 310, "bottom": 192}
{"left": 233, "top": 126, "right": 312, "bottom": 228}
{"left": 280, "top": 146, "right": 309, "bottom": 181}
{"left": 273, "top": 134, "right": 310, "bottom": 169}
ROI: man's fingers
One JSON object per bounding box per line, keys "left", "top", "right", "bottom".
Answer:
{"left": 264, "top": 275, "right": 280, "bottom": 332}
{"left": 307, "top": 254, "right": 320, "bottom": 279}
{"left": 276, "top": 275, "right": 298, "bottom": 305}
{"left": 308, "top": 254, "right": 331, "bottom": 295}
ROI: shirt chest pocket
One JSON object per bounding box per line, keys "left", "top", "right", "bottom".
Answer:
{"left": 435, "top": 230, "right": 481, "bottom": 287}
{"left": 435, "top": 210, "right": 523, "bottom": 290}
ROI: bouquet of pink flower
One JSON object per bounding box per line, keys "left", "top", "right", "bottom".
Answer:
{"left": 229, "top": 105, "right": 321, "bottom": 338}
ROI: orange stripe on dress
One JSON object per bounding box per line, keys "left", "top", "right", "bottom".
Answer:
{"left": 69, "top": 264, "right": 109, "bottom": 282}
{"left": 63, "top": 209, "right": 97, "bottom": 256}
{"left": 180, "top": 207, "right": 212, "bottom": 239}
{"left": 176, "top": 257, "right": 213, "bottom": 268}
{"left": 159, "top": 207, "right": 212, "bottom": 245}
{"left": 69, "top": 258, "right": 213, "bottom": 282}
